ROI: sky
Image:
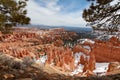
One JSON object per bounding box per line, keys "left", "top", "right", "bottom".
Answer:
{"left": 26, "top": 0, "right": 90, "bottom": 27}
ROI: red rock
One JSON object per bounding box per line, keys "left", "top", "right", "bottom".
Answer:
{"left": 79, "top": 55, "right": 85, "bottom": 65}
{"left": 107, "top": 62, "right": 120, "bottom": 72}
{"left": 73, "top": 45, "right": 89, "bottom": 55}
{"left": 83, "top": 70, "right": 94, "bottom": 77}
{"left": 88, "top": 53, "right": 96, "bottom": 71}
{"left": 90, "top": 37, "right": 120, "bottom": 62}
{"left": 83, "top": 63, "right": 89, "bottom": 72}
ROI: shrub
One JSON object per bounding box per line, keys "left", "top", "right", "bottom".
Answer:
{"left": 22, "top": 56, "right": 34, "bottom": 66}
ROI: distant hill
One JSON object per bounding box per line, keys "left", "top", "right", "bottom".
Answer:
{"left": 17, "top": 24, "right": 93, "bottom": 33}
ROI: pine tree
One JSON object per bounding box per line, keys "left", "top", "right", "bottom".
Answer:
{"left": 83, "top": 0, "right": 120, "bottom": 34}
{"left": 0, "top": 0, "right": 30, "bottom": 33}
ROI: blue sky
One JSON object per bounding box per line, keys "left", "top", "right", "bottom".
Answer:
{"left": 35, "top": 0, "right": 88, "bottom": 13}
{"left": 26, "top": 0, "right": 90, "bottom": 27}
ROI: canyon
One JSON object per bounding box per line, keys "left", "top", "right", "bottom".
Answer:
{"left": 0, "top": 27, "right": 120, "bottom": 79}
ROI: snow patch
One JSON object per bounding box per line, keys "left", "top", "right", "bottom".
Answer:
{"left": 36, "top": 55, "right": 47, "bottom": 64}
{"left": 78, "top": 39, "right": 95, "bottom": 44}
{"left": 74, "top": 52, "right": 90, "bottom": 66}
{"left": 93, "top": 63, "right": 109, "bottom": 73}
{"left": 83, "top": 46, "right": 91, "bottom": 51}
{"left": 71, "top": 64, "right": 84, "bottom": 76}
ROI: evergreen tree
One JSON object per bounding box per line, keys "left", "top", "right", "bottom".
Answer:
{"left": 0, "top": 0, "right": 30, "bottom": 33}
{"left": 83, "top": 0, "right": 120, "bottom": 34}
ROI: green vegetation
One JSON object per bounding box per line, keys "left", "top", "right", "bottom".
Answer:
{"left": 83, "top": 0, "right": 120, "bottom": 34}
{"left": 0, "top": 0, "right": 30, "bottom": 33}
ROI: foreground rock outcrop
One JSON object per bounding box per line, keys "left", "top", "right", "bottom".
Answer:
{"left": 0, "top": 53, "right": 120, "bottom": 80}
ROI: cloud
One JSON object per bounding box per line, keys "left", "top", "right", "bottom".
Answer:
{"left": 26, "top": 0, "right": 87, "bottom": 27}
{"left": 44, "top": 0, "right": 61, "bottom": 12}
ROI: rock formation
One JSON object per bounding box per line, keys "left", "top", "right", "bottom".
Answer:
{"left": 73, "top": 45, "right": 89, "bottom": 55}
{"left": 107, "top": 62, "right": 120, "bottom": 72}
{"left": 1, "top": 27, "right": 120, "bottom": 77}
{"left": 90, "top": 37, "right": 120, "bottom": 62}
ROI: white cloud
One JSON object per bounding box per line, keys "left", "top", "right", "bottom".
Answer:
{"left": 26, "top": 0, "right": 87, "bottom": 27}
{"left": 45, "top": 0, "right": 61, "bottom": 12}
